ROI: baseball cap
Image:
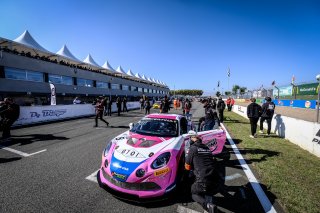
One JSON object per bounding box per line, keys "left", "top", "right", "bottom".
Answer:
{"left": 188, "top": 130, "right": 199, "bottom": 138}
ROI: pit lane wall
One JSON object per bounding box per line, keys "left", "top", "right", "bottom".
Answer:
{"left": 13, "top": 102, "right": 141, "bottom": 126}
{"left": 233, "top": 105, "right": 320, "bottom": 158}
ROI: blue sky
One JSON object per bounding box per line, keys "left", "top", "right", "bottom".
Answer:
{"left": 1, "top": 0, "right": 319, "bottom": 95}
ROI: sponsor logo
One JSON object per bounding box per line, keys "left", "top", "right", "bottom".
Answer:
{"left": 305, "top": 101, "right": 311, "bottom": 108}
{"left": 42, "top": 109, "right": 67, "bottom": 117}
{"left": 154, "top": 167, "right": 169, "bottom": 176}
{"left": 206, "top": 138, "right": 218, "bottom": 151}
{"left": 312, "top": 129, "right": 320, "bottom": 145}
{"left": 111, "top": 171, "right": 126, "bottom": 180}
{"left": 237, "top": 106, "right": 244, "bottom": 113}
{"left": 112, "top": 162, "right": 129, "bottom": 171}
{"left": 30, "top": 112, "right": 41, "bottom": 118}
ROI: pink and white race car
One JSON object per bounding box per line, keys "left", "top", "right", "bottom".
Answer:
{"left": 97, "top": 113, "right": 226, "bottom": 200}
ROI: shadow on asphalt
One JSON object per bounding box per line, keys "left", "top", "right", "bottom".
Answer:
{"left": 1, "top": 134, "right": 69, "bottom": 147}
{"left": 0, "top": 157, "right": 22, "bottom": 164}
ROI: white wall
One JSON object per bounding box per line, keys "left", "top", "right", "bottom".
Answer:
{"left": 233, "top": 105, "right": 320, "bottom": 158}
{"left": 14, "top": 102, "right": 141, "bottom": 126}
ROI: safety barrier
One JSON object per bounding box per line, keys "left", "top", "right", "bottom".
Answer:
{"left": 14, "top": 102, "right": 141, "bottom": 126}
{"left": 232, "top": 105, "right": 320, "bottom": 158}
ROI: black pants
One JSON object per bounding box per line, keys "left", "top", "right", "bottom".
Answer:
{"left": 191, "top": 182, "right": 217, "bottom": 210}
{"left": 260, "top": 117, "right": 272, "bottom": 134}
{"left": 106, "top": 107, "right": 112, "bottom": 116}
{"left": 117, "top": 107, "right": 121, "bottom": 116}
{"left": 227, "top": 104, "right": 232, "bottom": 111}
{"left": 2, "top": 119, "right": 15, "bottom": 138}
{"left": 218, "top": 110, "right": 224, "bottom": 123}
{"left": 95, "top": 111, "right": 108, "bottom": 126}
{"left": 123, "top": 104, "right": 128, "bottom": 112}
{"left": 145, "top": 107, "right": 150, "bottom": 115}
{"left": 249, "top": 117, "right": 259, "bottom": 136}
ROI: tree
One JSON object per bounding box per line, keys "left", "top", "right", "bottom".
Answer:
{"left": 240, "top": 87, "right": 247, "bottom": 96}
{"left": 216, "top": 91, "right": 221, "bottom": 97}
{"left": 232, "top": 85, "right": 240, "bottom": 95}
{"left": 169, "top": 89, "right": 203, "bottom": 97}
{"left": 225, "top": 91, "right": 232, "bottom": 96}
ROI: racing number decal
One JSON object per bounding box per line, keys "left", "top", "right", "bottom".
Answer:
{"left": 154, "top": 167, "right": 170, "bottom": 176}
{"left": 118, "top": 148, "right": 144, "bottom": 158}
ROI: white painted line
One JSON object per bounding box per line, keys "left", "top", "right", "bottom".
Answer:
{"left": 27, "top": 149, "right": 47, "bottom": 156}
{"left": 0, "top": 145, "right": 29, "bottom": 157}
{"left": 86, "top": 169, "right": 99, "bottom": 183}
{"left": 224, "top": 173, "right": 242, "bottom": 181}
{"left": 177, "top": 205, "right": 201, "bottom": 213}
{"left": 221, "top": 123, "right": 277, "bottom": 213}
{"left": 0, "top": 145, "right": 46, "bottom": 157}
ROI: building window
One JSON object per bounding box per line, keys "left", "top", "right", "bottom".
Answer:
{"left": 77, "top": 78, "right": 93, "bottom": 87}
{"left": 138, "top": 87, "right": 143, "bottom": 92}
{"left": 5, "top": 67, "right": 44, "bottom": 82}
{"left": 131, "top": 86, "right": 137, "bottom": 91}
{"left": 96, "top": 81, "right": 108, "bottom": 89}
{"left": 122, "top": 85, "right": 129, "bottom": 91}
{"left": 49, "top": 74, "right": 73, "bottom": 85}
{"left": 111, "top": 83, "right": 120, "bottom": 90}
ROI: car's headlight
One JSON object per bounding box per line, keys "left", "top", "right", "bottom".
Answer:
{"left": 151, "top": 152, "right": 171, "bottom": 169}
{"left": 103, "top": 142, "right": 112, "bottom": 157}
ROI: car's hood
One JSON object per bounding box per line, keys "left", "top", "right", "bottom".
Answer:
{"left": 109, "top": 131, "right": 181, "bottom": 181}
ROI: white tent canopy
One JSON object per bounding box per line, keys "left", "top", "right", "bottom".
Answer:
{"left": 147, "top": 77, "right": 153, "bottom": 82}
{"left": 141, "top": 74, "right": 147, "bottom": 81}
{"left": 126, "top": 69, "right": 135, "bottom": 77}
{"left": 83, "top": 54, "right": 101, "bottom": 67}
{"left": 56, "top": 45, "right": 81, "bottom": 62}
{"left": 14, "top": 30, "right": 49, "bottom": 53}
{"left": 152, "top": 78, "right": 157, "bottom": 83}
{"left": 135, "top": 73, "right": 142, "bottom": 79}
{"left": 116, "top": 66, "right": 127, "bottom": 75}
{"left": 102, "top": 61, "right": 115, "bottom": 72}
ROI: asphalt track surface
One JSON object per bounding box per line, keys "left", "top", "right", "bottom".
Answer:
{"left": 0, "top": 103, "right": 284, "bottom": 213}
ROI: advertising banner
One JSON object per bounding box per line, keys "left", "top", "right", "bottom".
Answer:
{"left": 273, "top": 86, "right": 293, "bottom": 97}
{"left": 273, "top": 99, "right": 316, "bottom": 109}
{"left": 297, "top": 83, "right": 318, "bottom": 96}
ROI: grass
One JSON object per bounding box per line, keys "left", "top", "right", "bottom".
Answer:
{"left": 223, "top": 111, "right": 320, "bottom": 213}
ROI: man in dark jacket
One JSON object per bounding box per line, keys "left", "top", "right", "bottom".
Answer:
{"left": 94, "top": 96, "right": 109, "bottom": 127}
{"left": 202, "top": 99, "right": 220, "bottom": 131}
{"left": 247, "top": 98, "right": 262, "bottom": 138}
{"left": 122, "top": 96, "right": 128, "bottom": 112}
{"left": 160, "top": 95, "right": 170, "bottom": 113}
{"left": 1, "top": 98, "right": 20, "bottom": 140}
{"left": 259, "top": 97, "right": 275, "bottom": 136}
{"left": 217, "top": 97, "right": 226, "bottom": 123}
{"left": 184, "top": 130, "right": 219, "bottom": 213}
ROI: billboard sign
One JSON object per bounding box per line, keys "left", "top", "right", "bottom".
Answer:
{"left": 297, "top": 83, "right": 318, "bottom": 96}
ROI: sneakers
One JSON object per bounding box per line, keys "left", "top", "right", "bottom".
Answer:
{"left": 249, "top": 135, "right": 255, "bottom": 138}
{"left": 206, "top": 203, "right": 217, "bottom": 213}
{"left": 259, "top": 130, "right": 263, "bottom": 134}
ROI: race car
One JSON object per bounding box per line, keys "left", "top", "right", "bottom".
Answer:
{"left": 152, "top": 101, "right": 161, "bottom": 109}
{"left": 97, "top": 113, "right": 226, "bottom": 199}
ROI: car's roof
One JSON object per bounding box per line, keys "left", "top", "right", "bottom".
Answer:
{"left": 145, "top": 113, "right": 181, "bottom": 120}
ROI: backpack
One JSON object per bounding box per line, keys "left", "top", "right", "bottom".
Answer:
{"left": 263, "top": 103, "right": 275, "bottom": 117}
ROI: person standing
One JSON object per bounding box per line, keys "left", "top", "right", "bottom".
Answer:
{"left": 217, "top": 97, "right": 226, "bottom": 123}
{"left": 226, "top": 97, "right": 232, "bottom": 111}
{"left": 160, "top": 95, "right": 170, "bottom": 113}
{"left": 1, "top": 98, "right": 20, "bottom": 141}
{"left": 259, "top": 97, "right": 275, "bottom": 136}
{"left": 94, "top": 97, "right": 109, "bottom": 127}
{"left": 139, "top": 97, "right": 144, "bottom": 111}
{"left": 116, "top": 96, "right": 121, "bottom": 116}
{"left": 122, "top": 96, "right": 128, "bottom": 112}
{"left": 184, "top": 98, "right": 192, "bottom": 116}
{"left": 104, "top": 97, "right": 112, "bottom": 116}
{"left": 145, "top": 97, "right": 151, "bottom": 115}
{"left": 247, "top": 98, "right": 262, "bottom": 138}
{"left": 184, "top": 130, "right": 219, "bottom": 213}
{"left": 202, "top": 99, "right": 220, "bottom": 131}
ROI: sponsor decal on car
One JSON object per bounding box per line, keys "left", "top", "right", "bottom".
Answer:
{"left": 154, "top": 167, "right": 170, "bottom": 176}
{"left": 111, "top": 171, "right": 127, "bottom": 180}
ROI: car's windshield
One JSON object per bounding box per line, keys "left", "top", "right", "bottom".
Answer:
{"left": 131, "top": 118, "right": 178, "bottom": 137}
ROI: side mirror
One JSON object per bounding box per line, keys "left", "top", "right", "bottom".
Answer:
{"left": 129, "top": 123, "right": 134, "bottom": 130}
